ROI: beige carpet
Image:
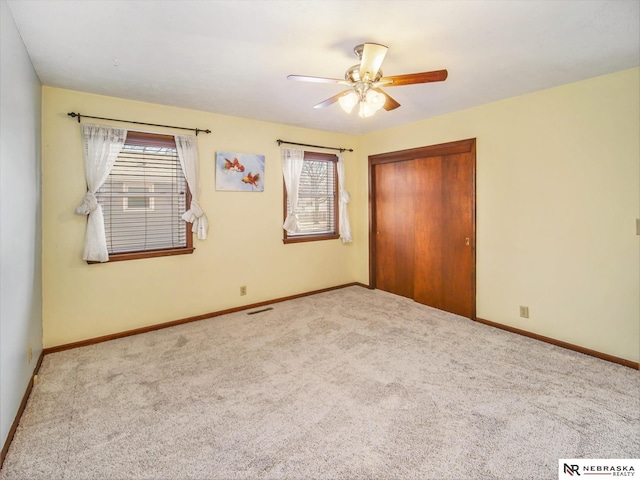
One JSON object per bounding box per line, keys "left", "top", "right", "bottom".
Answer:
{"left": 1, "top": 286, "right": 638, "bottom": 479}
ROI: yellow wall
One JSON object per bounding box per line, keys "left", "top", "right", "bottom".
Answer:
{"left": 359, "top": 67, "right": 640, "bottom": 363}
{"left": 41, "top": 87, "right": 362, "bottom": 347}
{"left": 43, "top": 68, "right": 639, "bottom": 364}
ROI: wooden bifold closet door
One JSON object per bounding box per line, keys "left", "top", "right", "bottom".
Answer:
{"left": 370, "top": 139, "right": 476, "bottom": 319}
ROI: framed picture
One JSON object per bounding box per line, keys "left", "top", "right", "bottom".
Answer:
{"left": 215, "top": 151, "right": 265, "bottom": 192}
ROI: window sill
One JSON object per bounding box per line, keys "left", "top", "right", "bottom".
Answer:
{"left": 87, "top": 247, "right": 195, "bottom": 264}
{"left": 283, "top": 233, "right": 339, "bottom": 244}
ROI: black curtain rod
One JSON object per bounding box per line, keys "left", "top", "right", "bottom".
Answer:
{"left": 67, "top": 112, "right": 211, "bottom": 135}
{"left": 277, "top": 139, "right": 353, "bottom": 153}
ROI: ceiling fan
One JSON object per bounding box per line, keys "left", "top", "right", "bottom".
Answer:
{"left": 288, "top": 43, "right": 448, "bottom": 118}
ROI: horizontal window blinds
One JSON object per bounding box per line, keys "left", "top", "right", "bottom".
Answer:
{"left": 96, "top": 134, "right": 188, "bottom": 254}
{"left": 287, "top": 157, "right": 336, "bottom": 235}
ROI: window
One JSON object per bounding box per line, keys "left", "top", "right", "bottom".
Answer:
{"left": 283, "top": 151, "right": 339, "bottom": 243}
{"left": 94, "top": 131, "right": 194, "bottom": 261}
{"left": 123, "top": 184, "right": 154, "bottom": 211}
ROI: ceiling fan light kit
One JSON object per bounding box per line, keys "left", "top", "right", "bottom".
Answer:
{"left": 288, "top": 42, "right": 448, "bottom": 118}
{"left": 338, "top": 89, "right": 385, "bottom": 117}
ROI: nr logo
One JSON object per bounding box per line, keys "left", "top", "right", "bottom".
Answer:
{"left": 564, "top": 464, "right": 581, "bottom": 476}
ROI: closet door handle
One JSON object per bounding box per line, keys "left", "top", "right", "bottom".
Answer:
{"left": 465, "top": 237, "right": 470, "bottom": 246}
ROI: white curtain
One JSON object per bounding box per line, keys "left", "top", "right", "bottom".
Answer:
{"left": 175, "top": 134, "right": 208, "bottom": 240}
{"left": 75, "top": 123, "right": 127, "bottom": 262}
{"left": 281, "top": 147, "right": 305, "bottom": 234}
{"left": 336, "top": 152, "right": 353, "bottom": 243}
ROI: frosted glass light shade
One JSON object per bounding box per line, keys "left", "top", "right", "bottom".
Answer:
{"left": 358, "top": 101, "right": 376, "bottom": 118}
{"left": 338, "top": 92, "right": 359, "bottom": 113}
{"left": 366, "top": 89, "right": 386, "bottom": 111}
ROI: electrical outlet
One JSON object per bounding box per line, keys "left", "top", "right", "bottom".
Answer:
{"left": 240, "top": 285, "right": 247, "bottom": 296}
{"left": 28, "top": 346, "right": 33, "bottom": 364}
{"left": 519, "top": 306, "right": 530, "bottom": 319}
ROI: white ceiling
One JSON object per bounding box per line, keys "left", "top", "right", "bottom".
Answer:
{"left": 6, "top": 0, "right": 640, "bottom": 135}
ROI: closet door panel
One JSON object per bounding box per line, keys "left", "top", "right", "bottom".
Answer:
{"left": 414, "top": 153, "right": 475, "bottom": 318}
{"left": 413, "top": 156, "right": 445, "bottom": 309}
{"left": 374, "top": 161, "right": 415, "bottom": 299}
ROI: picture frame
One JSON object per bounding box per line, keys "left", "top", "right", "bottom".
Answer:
{"left": 215, "top": 151, "right": 265, "bottom": 192}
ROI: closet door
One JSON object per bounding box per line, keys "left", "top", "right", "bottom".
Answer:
{"left": 374, "top": 160, "right": 415, "bottom": 299}
{"left": 413, "top": 152, "right": 475, "bottom": 318}
{"left": 370, "top": 139, "right": 476, "bottom": 319}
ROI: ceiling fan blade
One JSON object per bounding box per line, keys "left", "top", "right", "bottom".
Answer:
{"left": 381, "top": 69, "right": 448, "bottom": 86}
{"left": 359, "top": 43, "right": 388, "bottom": 80}
{"left": 313, "top": 90, "right": 352, "bottom": 109}
{"left": 373, "top": 88, "right": 401, "bottom": 111}
{"left": 288, "top": 75, "right": 350, "bottom": 85}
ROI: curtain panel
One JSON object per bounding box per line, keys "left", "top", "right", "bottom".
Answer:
{"left": 336, "top": 152, "right": 353, "bottom": 243}
{"left": 175, "top": 134, "right": 208, "bottom": 240}
{"left": 74, "top": 123, "right": 127, "bottom": 262}
{"left": 281, "top": 147, "right": 305, "bottom": 234}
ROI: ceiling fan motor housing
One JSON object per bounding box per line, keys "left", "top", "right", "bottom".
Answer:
{"left": 345, "top": 65, "right": 383, "bottom": 101}
{"left": 345, "top": 65, "right": 383, "bottom": 84}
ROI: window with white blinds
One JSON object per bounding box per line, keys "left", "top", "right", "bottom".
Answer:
{"left": 95, "top": 131, "right": 192, "bottom": 258}
{"left": 284, "top": 151, "right": 339, "bottom": 243}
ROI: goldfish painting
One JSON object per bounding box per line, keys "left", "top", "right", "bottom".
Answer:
{"left": 223, "top": 157, "right": 245, "bottom": 172}
{"left": 216, "top": 151, "right": 264, "bottom": 191}
{"left": 241, "top": 172, "right": 260, "bottom": 188}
